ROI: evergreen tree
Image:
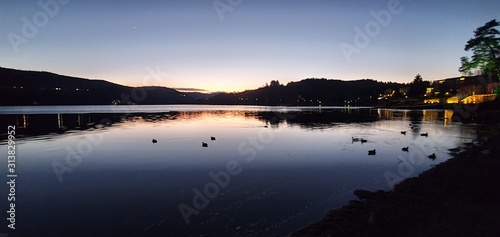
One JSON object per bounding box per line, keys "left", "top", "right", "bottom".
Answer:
{"left": 459, "top": 19, "right": 500, "bottom": 78}
{"left": 408, "top": 74, "right": 428, "bottom": 99}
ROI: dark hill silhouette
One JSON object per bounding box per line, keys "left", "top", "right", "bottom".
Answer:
{"left": 0, "top": 67, "right": 405, "bottom": 106}
{"left": 183, "top": 91, "right": 222, "bottom": 100}
{"left": 208, "top": 78, "right": 404, "bottom": 105}
{"left": 0, "top": 67, "right": 195, "bottom": 105}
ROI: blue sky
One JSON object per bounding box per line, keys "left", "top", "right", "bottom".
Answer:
{"left": 1, "top": 0, "right": 499, "bottom": 92}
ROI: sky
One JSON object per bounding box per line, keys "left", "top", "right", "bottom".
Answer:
{"left": 1, "top": 0, "right": 499, "bottom": 92}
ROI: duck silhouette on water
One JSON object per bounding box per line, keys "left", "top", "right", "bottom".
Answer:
{"left": 202, "top": 142, "right": 208, "bottom": 147}
{"left": 368, "top": 149, "right": 376, "bottom": 155}
{"left": 428, "top": 153, "right": 436, "bottom": 160}
{"left": 152, "top": 139, "right": 157, "bottom": 144}
{"left": 402, "top": 147, "right": 409, "bottom": 152}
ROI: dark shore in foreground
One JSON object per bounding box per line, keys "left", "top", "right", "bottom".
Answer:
{"left": 291, "top": 133, "right": 500, "bottom": 237}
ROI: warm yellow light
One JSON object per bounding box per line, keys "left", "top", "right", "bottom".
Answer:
{"left": 447, "top": 97, "right": 459, "bottom": 104}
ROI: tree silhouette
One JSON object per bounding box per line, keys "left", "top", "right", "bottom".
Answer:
{"left": 412, "top": 74, "right": 423, "bottom": 84}
{"left": 269, "top": 80, "right": 281, "bottom": 87}
{"left": 408, "top": 74, "right": 428, "bottom": 99}
{"left": 459, "top": 19, "right": 500, "bottom": 78}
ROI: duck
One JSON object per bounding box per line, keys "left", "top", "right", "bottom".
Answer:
{"left": 428, "top": 153, "right": 436, "bottom": 159}
{"left": 401, "top": 131, "right": 406, "bottom": 135}
{"left": 421, "top": 132, "right": 428, "bottom": 137}
{"left": 152, "top": 139, "right": 157, "bottom": 144}
{"left": 202, "top": 142, "right": 208, "bottom": 147}
{"left": 402, "top": 147, "right": 409, "bottom": 152}
{"left": 211, "top": 136, "right": 216, "bottom": 141}
{"left": 361, "top": 138, "right": 368, "bottom": 143}
{"left": 352, "top": 137, "right": 360, "bottom": 142}
{"left": 368, "top": 149, "right": 376, "bottom": 155}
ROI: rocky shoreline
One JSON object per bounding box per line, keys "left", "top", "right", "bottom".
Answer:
{"left": 291, "top": 133, "right": 500, "bottom": 237}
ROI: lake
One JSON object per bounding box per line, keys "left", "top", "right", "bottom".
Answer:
{"left": 0, "top": 105, "right": 490, "bottom": 236}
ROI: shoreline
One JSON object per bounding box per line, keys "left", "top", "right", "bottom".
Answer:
{"left": 291, "top": 133, "right": 500, "bottom": 237}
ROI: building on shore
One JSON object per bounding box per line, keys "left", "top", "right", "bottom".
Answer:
{"left": 424, "top": 75, "right": 498, "bottom": 104}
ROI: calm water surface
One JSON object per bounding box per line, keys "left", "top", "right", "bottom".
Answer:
{"left": 0, "top": 105, "right": 489, "bottom": 236}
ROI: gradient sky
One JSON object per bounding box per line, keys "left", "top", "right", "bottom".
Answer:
{"left": 1, "top": 0, "right": 499, "bottom": 92}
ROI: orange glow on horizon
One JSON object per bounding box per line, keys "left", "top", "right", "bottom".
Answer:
{"left": 90, "top": 70, "right": 460, "bottom": 94}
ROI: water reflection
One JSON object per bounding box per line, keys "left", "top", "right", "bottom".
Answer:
{"left": 249, "top": 109, "right": 378, "bottom": 129}
{"left": 0, "top": 106, "right": 489, "bottom": 237}
{"left": 1, "top": 113, "right": 114, "bottom": 141}
{"left": 377, "top": 109, "right": 445, "bottom": 122}
{"left": 1, "top": 108, "right": 385, "bottom": 140}
{"left": 0, "top": 108, "right": 461, "bottom": 143}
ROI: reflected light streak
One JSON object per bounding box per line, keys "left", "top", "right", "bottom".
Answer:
{"left": 58, "top": 114, "right": 63, "bottom": 128}
{"left": 422, "top": 110, "right": 439, "bottom": 122}
{"left": 444, "top": 110, "right": 454, "bottom": 126}
{"left": 23, "top": 114, "right": 28, "bottom": 128}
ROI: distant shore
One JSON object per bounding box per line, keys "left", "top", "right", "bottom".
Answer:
{"left": 291, "top": 133, "right": 500, "bottom": 237}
